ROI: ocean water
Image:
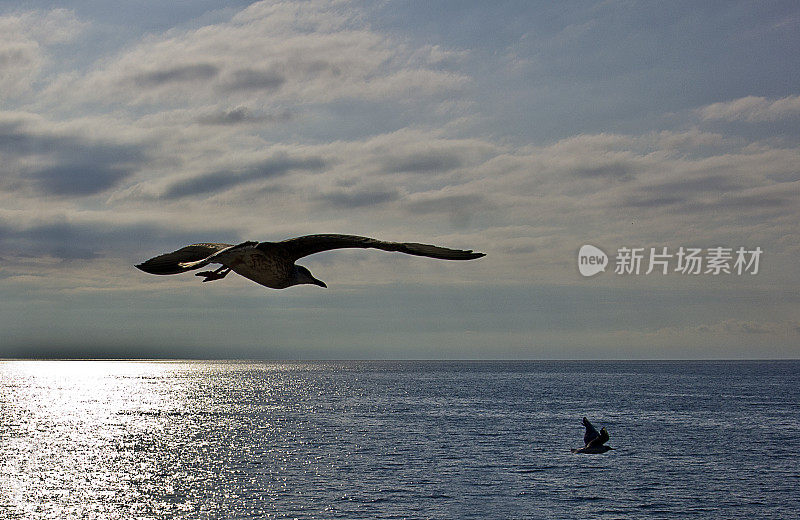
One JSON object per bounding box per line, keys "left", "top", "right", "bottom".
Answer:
{"left": 0, "top": 360, "right": 797, "bottom": 519}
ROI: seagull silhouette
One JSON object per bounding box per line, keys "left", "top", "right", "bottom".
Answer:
{"left": 571, "top": 417, "right": 614, "bottom": 454}
{"left": 136, "top": 234, "right": 485, "bottom": 289}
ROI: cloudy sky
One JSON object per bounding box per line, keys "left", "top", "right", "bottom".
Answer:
{"left": 1, "top": 1, "right": 798, "bottom": 359}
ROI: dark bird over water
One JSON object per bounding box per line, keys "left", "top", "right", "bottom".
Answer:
{"left": 571, "top": 417, "right": 614, "bottom": 454}
{"left": 136, "top": 234, "right": 485, "bottom": 289}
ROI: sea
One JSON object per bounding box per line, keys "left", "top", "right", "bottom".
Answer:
{"left": 0, "top": 360, "right": 797, "bottom": 519}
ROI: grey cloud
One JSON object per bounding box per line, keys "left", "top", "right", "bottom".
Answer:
{"left": 0, "top": 123, "right": 147, "bottom": 196}
{"left": 766, "top": 171, "right": 800, "bottom": 183}
{"left": 197, "top": 108, "right": 250, "bottom": 125}
{"left": 33, "top": 162, "right": 130, "bottom": 195}
{"left": 0, "top": 46, "right": 35, "bottom": 68}
{"left": 694, "top": 320, "right": 786, "bottom": 336}
{"left": 624, "top": 192, "right": 790, "bottom": 213}
{"left": 642, "top": 175, "right": 743, "bottom": 195}
{"left": 303, "top": 60, "right": 341, "bottom": 76}
{"left": 135, "top": 63, "right": 219, "bottom": 86}
{"left": 622, "top": 175, "right": 745, "bottom": 208}
{"left": 382, "top": 151, "right": 464, "bottom": 174}
{"left": 224, "top": 69, "right": 286, "bottom": 92}
{"left": 164, "top": 154, "right": 327, "bottom": 199}
{"left": 403, "top": 193, "right": 487, "bottom": 214}
{"left": 623, "top": 195, "right": 684, "bottom": 208}
{"left": 163, "top": 173, "right": 242, "bottom": 200}
{"left": 319, "top": 188, "right": 399, "bottom": 208}
{"left": 716, "top": 193, "right": 794, "bottom": 209}
{"left": 0, "top": 122, "right": 56, "bottom": 154}
{"left": 196, "top": 107, "right": 293, "bottom": 126}
{"left": 0, "top": 221, "right": 98, "bottom": 260}
{"left": 679, "top": 193, "right": 793, "bottom": 213}
{"left": 402, "top": 191, "right": 490, "bottom": 229}
{"left": 0, "top": 219, "right": 241, "bottom": 262}
{"left": 571, "top": 162, "right": 634, "bottom": 180}
{"left": 621, "top": 191, "right": 794, "bottom": 214}
{"left": 732, "top": 322, "right": 770, "bottom": 334}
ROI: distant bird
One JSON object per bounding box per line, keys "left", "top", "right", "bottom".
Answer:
{"left": 571, "top": 417, "right": 614, "bottom": 454}
{"left": 136, "top": 234, "right": 485, "bottom": 289}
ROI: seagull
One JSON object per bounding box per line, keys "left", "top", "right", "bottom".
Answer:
{"left": 571, "top": 417, "right": 614, "bottom": 454}
{"left": 136, "top": 234, "right": 485, "bottom": 289}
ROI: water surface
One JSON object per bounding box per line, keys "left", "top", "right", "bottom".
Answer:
{"left": 1, "top": 360, "right": 797, "bottom": 518}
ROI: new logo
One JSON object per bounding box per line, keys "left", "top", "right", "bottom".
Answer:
{"left": 578, "top": 244, "right": 608, "bottom": 277}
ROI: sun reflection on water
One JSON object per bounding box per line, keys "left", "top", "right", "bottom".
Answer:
{"left": 0, "top": 361, "right": 203, "bottom": 519}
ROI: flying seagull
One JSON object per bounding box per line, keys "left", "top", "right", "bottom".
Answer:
{"left": 571, "top": 417, "right": 614, "bottom": 454}
{"left": 136, "top": 234, "right": 485, "bottom": 289}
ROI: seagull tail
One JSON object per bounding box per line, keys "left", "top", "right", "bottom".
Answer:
{"left": 136, "top": 255, "right": 207, "bottom": 275}
{"left": 135, "top": 243, "right": 226, "bottom": 275}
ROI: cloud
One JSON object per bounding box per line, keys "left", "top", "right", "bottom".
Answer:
{"left": 33, "top": 162, "right": 131, "bottom": 196}
{"left": 42, "top": 1, "right": 466, "bottom": 109}
{"left": 0, "top": 30, "right": 45, "bottom": 98}
{"left": 696, "top": 185, "right": 799, "bottom": 211}
{"left": 318, "top": 187, "right": 399, "bottom": 208}
{"left": 196, "top": 107, "right": 293, "bottom": 126}
{"left": 223, "top": 68, "right": 286, "bottom": 92}
{"left": 0, "top": 3, "right": 797, "bottom": 294}
{"left": 401, "top": 192, "right": 492, "bottom": 228}
{"left": 655, "top": 129, "right": 730, "bottom": 151}
{"left": 0, "top": 117, "right": 148, "bottom": 196}
{"left": 135, "top": 63, "right": 220, "bottom": 87}
{"left": 403, "top": 193, "right": 488, "bottom": 214}
{"left": 12, "top": 9, "right": 87, "bottom": 45}
{"left": 570, "top": 161, "right": 635, "bottom": 180}
{"left": 382, "top": 150, "right": 464, "bottom": 174}
{"left": 684, "top": 319, "right": 800, "bottom": 336}
{"left": 162, "top": 154, "right": 327, "bottom": 199}
{"left": 698, "top": 95, "right": 800, "bottom": 122}
{"left": 0, "top": 9, "right": 86, "bottom": 98}
{"left": 0, "top": 218, "right": 239, "bottom": 263}
{"left": 0, "top": 221, "right": 98, "bottom": 260}
{"left": 621, "top": 174, "right": 745, "bottom": 208}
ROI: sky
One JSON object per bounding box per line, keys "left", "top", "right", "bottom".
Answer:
{"left": 0, "top": 1, "right": 798, "bottom": 359}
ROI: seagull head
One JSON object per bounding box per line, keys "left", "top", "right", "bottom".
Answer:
{"left": 291, "top": 265, "right": 327, "bottom": 288}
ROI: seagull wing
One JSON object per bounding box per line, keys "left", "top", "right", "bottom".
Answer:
{"left": 586, "top": 427, "right": 609, "bottom": 449}
{"left": 135, "top": 243, "right": 232, "bottom": 275}
{"left": 264, "top": 234, "right": 485, "bottom": 262}
{"left": 583, "top": 417, "right": 600, "bottom": 445}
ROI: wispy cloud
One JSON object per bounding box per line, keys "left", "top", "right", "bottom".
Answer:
{"left": 659, "top": 319, "right": 800, "bottom": 337}
{"left": 163, "top": 154, "right": 327, "bottom": 199}
{"left": 134, "top": 63, "right": 220, "bottom": 87}
{"left": 40, "top": 1, "right": 465, "bottom": 110}
{"left": 698, "top": 95, "right": 800, "bottom": 122}
{"left": 195, "top": 107, "right": 293, "bottom": 126}
{"left": 0, "top": 9, "right": 86, "bottom": 98}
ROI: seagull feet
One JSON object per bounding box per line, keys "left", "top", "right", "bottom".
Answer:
{"left": 196, "top": 271, "right": 222, "bottom": 282}
{"left": 195, "top": 267, "right": 231, "bottom": 282}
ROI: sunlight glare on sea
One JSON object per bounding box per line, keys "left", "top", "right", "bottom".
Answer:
{"left": 0, "top": 361, "right": 212, "bottom": 519}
